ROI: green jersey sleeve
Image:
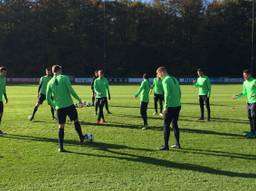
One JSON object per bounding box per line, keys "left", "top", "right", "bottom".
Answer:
{"left": 65, "top": 76, "right": 81, "bottom": 102}
{"left": 135, "top": 81, "right": 144, "bottom": 97}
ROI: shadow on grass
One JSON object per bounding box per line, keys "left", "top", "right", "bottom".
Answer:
{"left": 81, "top": 121, "right": 243, "bottom": 138}
{"left": 181, "top": 115, "right": 249, "bottom": 125}
{"left": 172, "top": 148, "right": 256, "bottom": 160}
{"left": 2, "top": 133, "right": 256, "bottom": 178}
{"left": 113, "top": 113, "right": 249, "bottom": 125}
{"left": 66, "top": 149, "right": 256, "bottom": 179}
{"left": 1, "top": 134, "right": 154, "bottom": 152}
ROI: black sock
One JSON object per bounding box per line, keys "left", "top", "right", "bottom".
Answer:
{"left": 51, "top": 107, "right": 55, "bottom": 118}
{"left": 58, "top": 128, "right": 64, "bottom": 150}
{"left": 32, "top": 106, "right": 38, "bottom": 118}
{"left": 74, "top": 121, "right": 84, "bottom": 142}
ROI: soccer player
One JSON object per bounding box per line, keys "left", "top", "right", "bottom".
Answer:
{"left": 151, "top": 74, "right": 164, "bottom": 116}
{"left": 233, "top": 69, "right": 256, "bottom": 138}
{"left": 0, "top": 67, "right": 8, "bottom": 135}
{"left": 94, "top": 69, "right": 111, "bottom": 124}
{"left": 46, "top": 65, "right": 85, "bottom": 152}
{"left": 193, "top": 69, "right": 211, "bottom": 121}
{"left": 29, "top": 68, "right": 55, "bottom": 121}
{"left": 134, "top": 73, "right": 151, "bottom": 130}
{"left": 156, "top": 67, "right": 181, "bottom": 150}
{"left": 91, "top": 71, "right": 98, "bottom": 107}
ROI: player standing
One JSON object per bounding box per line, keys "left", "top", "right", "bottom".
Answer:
{"left": 134, "top": 73, "right": 151, "bottom": 130}
{"left": 156, "top": 67, "right": 181, "bottom": 150}
{"left": 151, "top": 74, "right": 164, "bottom": 116}
{"left": 94, "top": 69, "right": 110, "bottom": 124}
{"left": 29, "top": 68, "right": 55, "bottom": 121}
{"left": 46, "top": 65, "right": 85, "bottom": 152}
{"left": 91, "top": 71, "right": 98, "bottom": 107}
{"left": 233, "top": 69, "right": 256, "bottom": 138}
{"left": 193, "top": 69, "right": 211, "bottom": 121}
{"left": 0, "top": 67, "right": 8, "bottom": 135}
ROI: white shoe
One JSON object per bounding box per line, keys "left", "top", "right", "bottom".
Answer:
{"left": 159, "top": 113, "right": 163, "bottom": 117}
{"left": 153, "top": 112, "right": 158, "bottom": 116}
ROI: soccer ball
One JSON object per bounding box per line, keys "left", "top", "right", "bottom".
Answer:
{"left": 84, "top": 133, "right": 94, "bottom": 143}
{"left": 28, "top": 115, "right": 33, "bottom": 120}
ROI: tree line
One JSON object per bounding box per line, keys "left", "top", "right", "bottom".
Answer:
{"left": 0, "top": 0, "right": 254, "bottom": 77}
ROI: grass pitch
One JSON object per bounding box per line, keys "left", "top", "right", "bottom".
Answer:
{"left": 0, "top": 85, "right": 256, "bottom": 191}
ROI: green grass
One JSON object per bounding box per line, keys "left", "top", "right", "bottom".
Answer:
{"left": 0, "top": 85, "right": 256, "bottom": 191}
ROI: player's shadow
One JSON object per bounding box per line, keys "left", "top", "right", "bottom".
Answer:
{"left": 181, "top": 115, "right": 248, "bottom": 125}
{"left": 172, "top": 148, "right": 256, "bottom": 160}
{"left": 3, "top": 133, "right": 256, "bottom": 178}
{"left": 80, "top": 121, "right": 160, "bottom": 129}
{"left": 182, "top": 102, "right": 230, "bottom": 107}
{"left": 111, "top": 105, "right": 154, "bottom": 110}
{"left": 81, "top": 121, "right": 243, "bottom": 138}
{"left": 1, "top": 133, "right": 154, "bottom": 151}
{"left": 66, "top": 148, "right": 256, "bottom": 179}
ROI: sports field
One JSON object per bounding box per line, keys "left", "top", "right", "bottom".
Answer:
{"left": 0, "top": 85, "right": 255, "bottom": 191}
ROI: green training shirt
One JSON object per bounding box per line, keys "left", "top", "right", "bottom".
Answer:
{"left": 134, "top": 79, "right": 151, "bottom": 103}
{"left": 0, "top": 76, "right": 6, "bottom": 102}
{"left": 236, "top": 77, "right": 256, "bottom": 104}
{"left": 162, "top": 75, "right": 181, "bottom": 108}
{"left": 152, "top": 77, "right": 164, "bottom": 95}
{"left": 194, "top": 75, "right": 211, "bottom": 96}
{"left": 46, "top": 74, "right": 81, "bottom": 109}
{"left": 94, "top": 77, "right": 110, "bottom": 99}
{"left": 39, "top": 75, "right": 52, "bottom": 95}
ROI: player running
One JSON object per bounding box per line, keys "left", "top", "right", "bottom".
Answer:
{"left": 156, "top": 67, "right": 181, "bottom": 150}
{"left": 94, "top": 69, "right": 111, "bottom": 124}
{"left": 151, "top": 74, "right": 164, "bottom": 116}
{"left": 233, "top": 69, "right": 256, "bottom": 138}
{"left": 0, "top": 67, "right": 8, "bottom": 135}
{"left": 29, "top": 68, "right": 55, "bottom": 121}
{"left": 134, "top": 73, "right": 151, "bottom": 130}
{"left": 193, "top": 69, "right": 211, "bottom": 121}
{"left": 46, "top": 65, "right": 86, "bottom": 152}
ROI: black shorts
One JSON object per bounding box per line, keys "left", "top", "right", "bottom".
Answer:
{"left": 57, "top": 105, "right": 78, "bottom": 124}
{"left": 38, "top": 94, "right": 46, "bottom": 104}
{"left": 154, "top": 93, "right": 164, "bottom": 100}
{"left": 0, "top": 101, "right": 3, "bottom": 113}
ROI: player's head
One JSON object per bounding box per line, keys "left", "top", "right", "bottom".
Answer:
{"left": 143, "top": 73, "right": 149, "bottom": 80}
{"left": 197, "top": 68, "right": 203, "bottom": 77}
{"left": 0, "top": 67, "right": 7, "bottom": 76}
{"left": 98, "top": 69, "right": 104, "bottom": 77}
{"left": 156, "top": 66, "right": 167, "bottom": 79}
{"left": 52, "top": 65, "right": 62, "bottom": 75}
{"left": 94, "top": 70, "right": 98, "bottom": 77}
{"left": 45, "top": 67, "right": 52, "bottom": 76}
{"left": 243, "top": 69, "right": 251, "bottom": 80}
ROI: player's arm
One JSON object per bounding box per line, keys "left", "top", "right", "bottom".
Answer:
{"left": 38, "top": 77, "right": 42, "bottom": 96}
{"left": 163, "top": 80, "right": 171, "bottom": 110}
{"left": 193, "top": 78, "right": 202, "bottom": 88}
{"left": 46, "top": 84, "right": 55, "bottom": 107}
{"left": 94, "top": 80, "right": 102, "bottom": 96}
{"left": 134, "top": 81, "right": 144, "bottom": 98}
{"left": 206, "top": 77, "right": 211, "bottom": 97}
{"left": 65, "top": 77, "right": 82, "bottom": 103}
{"left": 3, "top": 84, "right": 7, "bottom": 104}
{"left": 106, "top": 80, "right": 111, "bottom": 100}
{"left": 233, "top": 84, "right": 246, "bottom": 99}
{"left": 90, "top": 78, "right": 95, "bottom": 91}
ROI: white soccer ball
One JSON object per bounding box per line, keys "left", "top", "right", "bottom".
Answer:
{"left": 85, "top": 133, "right": 94, "bottom": 143}
{"left": 28, "top": 115, "right": 32, "bottom": 120}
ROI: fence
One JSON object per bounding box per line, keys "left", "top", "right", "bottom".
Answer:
{"left": 6, "top": 77, "right": 244, "bottom": 84}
